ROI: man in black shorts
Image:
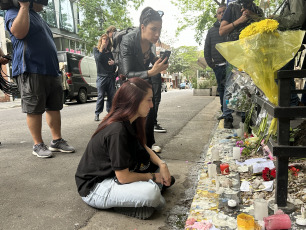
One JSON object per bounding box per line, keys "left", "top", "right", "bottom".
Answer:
{"left": 5, "top": 1, "right": 75, "bottom": 158}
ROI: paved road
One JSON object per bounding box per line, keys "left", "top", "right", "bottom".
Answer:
{"left": 0, "top": 89, "right": 220, "bottom": 230}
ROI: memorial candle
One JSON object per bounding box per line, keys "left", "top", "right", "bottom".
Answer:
{"left": 211, "top": 147, "right": 220, "bottom": 161}
{"left": 254, "top": 199, "right": 268, "bottom": 221}
{"left": 220, "top": 163, "right": 229, "bottom": 175}
{"left": 233, "top": 147, "right": 241, "bottom": 160}
{"left": 237, "top": 213, "right": 255, "bottom": 230}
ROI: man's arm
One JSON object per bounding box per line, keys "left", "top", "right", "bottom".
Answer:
{"left": 204, "top": 30, "right": 214, "bottom": 69}
{"left": 10, "top": 2, "right": 30, "bottom": 39}
{"left": 219, "top": 11, "right": 249, "bottom": 36}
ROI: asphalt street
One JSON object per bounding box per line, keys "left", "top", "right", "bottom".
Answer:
{"left": 0, "top": 89, "right": 220, "bottom": 230}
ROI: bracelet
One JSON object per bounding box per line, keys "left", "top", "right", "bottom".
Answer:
{"left": 151, "top": 173, "right": 156, "bottom": 182}
{"left": 160, "top": 160, "right": 167, "bottom": 166}
{"left": 232, "top": 22, "right": 236, "bottom": 28}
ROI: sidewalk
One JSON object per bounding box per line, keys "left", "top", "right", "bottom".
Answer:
{"left": 0, "top": 98, "right": 21, "bottom": 109}
{"left": 185, "top": 116, "right": 305, "bottom": 230}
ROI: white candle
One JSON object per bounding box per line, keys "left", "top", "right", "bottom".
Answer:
{"left": 236, "top": 129, "right": 243, "bottom": 137}
{"left": 233, "top": 147, "right": 241, "bottom": 160}
{"left": 254, "top": 199, "right": 268, "bottom": 221}
{"left": 211, "top": 147, "right": 220, "bottom": 161}
{"left": 208, "top": 164, "right": 217, "bottom": 178}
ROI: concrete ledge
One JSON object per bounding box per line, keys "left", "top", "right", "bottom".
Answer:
{"left": 193, "top": 88, "right": 211, "bottom": 96}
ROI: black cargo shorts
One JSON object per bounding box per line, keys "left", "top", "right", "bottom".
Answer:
{"left": 17, "top": 73, "right": 63, "bottom": 114}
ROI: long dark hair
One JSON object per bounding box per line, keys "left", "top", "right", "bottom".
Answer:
{"left": 92, "top": 77, "right": 152, "bottom": 145}
{"left": 139, "top": 7, "right": 162, "bottom": 28}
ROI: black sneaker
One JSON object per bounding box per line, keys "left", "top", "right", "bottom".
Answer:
{"left": 49, "top": 139, "right": 75, "bottom": 153}
{"left": 154, "top": 124, "right": 167, "bottom": 133}
{"left": 94, "top": 115, "right": 100, "bottom": 121}
{"left": 217, "top": 115, "right": 225, "bottom": 120}
{"left": 224, "top": 118, "right": 234, "bottom": 129}
{"left": 33, "top": 143, "right": 53, "bottom": 158}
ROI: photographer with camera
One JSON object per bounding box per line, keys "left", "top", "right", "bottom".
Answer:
{"left": 5, "top": 0, "right": 75, "bottom": 158}
{"left": 219, "top": 0, "right": 263, "bottom": 128}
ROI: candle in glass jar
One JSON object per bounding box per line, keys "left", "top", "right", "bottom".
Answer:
{"left": 208, "top": 164, "right": 217, "bottom": 178}
{"left": 237, "top": 213, "right": 255, "bottom": 230}
{"left": 254, "top": 199, "right": 268, "bottom": 221}
{"left": 211, "top": 147, "right": 220, "bottom": 161}
{"left": 220, "top": 163, "right": 229, "bottom": 175}
{"left": 233, "top": 147, "right": 241, "bottom": 160}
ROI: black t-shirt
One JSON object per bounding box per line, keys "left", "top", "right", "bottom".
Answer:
{"left": 75, "top": 121, "right": 150, "bottom": 197}
{"left": 222, "top": 3, "right": 263, "bottom": 41}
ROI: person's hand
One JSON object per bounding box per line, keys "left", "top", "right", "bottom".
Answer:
{"left": 0, "top": 56, "right": 9, "bottom": 65}
{"left": 108, "top": 58, "right": 114, "bottom": 66}
{"left": 158, "top": 164, "right": 172, "bottom": 186}
{"left": 149, "top": 58, "right": 168, "bottom": 77}
{"left": 18, "top": 1, "right": 30, "bottom": 8}
{"left": 236, "top": 11, "right": 249, "bottom": 24}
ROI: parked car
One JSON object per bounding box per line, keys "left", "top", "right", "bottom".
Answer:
{"left": 57, "top": 51, "right": 98, "bottom": 104}
{"left": 161, "top": 82, "right": 167, "bottom": 92}
{"left": 179, "top": 82, "right": 186, "bottom": 89}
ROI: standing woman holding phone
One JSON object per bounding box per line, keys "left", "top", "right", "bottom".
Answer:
{"left": 93, "top": 33, "right": 116, "bottom": 121}
{"left": 119, "top": 7, "right": 168, "bottom": 151}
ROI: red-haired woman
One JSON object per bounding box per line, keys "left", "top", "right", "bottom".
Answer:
{"left": 75, "top": 77, "right": 175, "bottom": 219}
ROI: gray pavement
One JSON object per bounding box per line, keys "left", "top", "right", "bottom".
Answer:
{"left": 0, "top": 90, "right": 222, "bottom": 230}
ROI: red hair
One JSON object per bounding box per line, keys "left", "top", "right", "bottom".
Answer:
{"left": 92, "top": 77, "right": 152, "bottom": 146}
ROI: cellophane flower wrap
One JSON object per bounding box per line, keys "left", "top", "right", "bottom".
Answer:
{"left": 216, "top": 19, "right": 305, "bottom": 135}
{"left": 216, "top": 19, "right": 305, "bottom": 105}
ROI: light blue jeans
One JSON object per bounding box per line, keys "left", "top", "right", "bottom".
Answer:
{"left": 82, "top": 178, "right": 165, "bottom": 210}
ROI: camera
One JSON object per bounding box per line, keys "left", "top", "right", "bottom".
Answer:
{"left": 237, "top": 0, "right": 254, "bottom": 10}
{"left": 0, "top": 0, "right": 48, "bottom": 10}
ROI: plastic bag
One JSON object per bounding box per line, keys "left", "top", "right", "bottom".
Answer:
{"left": 216, "top": 30, "right": 305, "bottom": 105}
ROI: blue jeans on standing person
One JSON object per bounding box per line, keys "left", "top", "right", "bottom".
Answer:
{"left": 95, "top": 75, "right": 115, "bottom": 116}
{"left": 213, "top": 65, "right": 226, "bottom": 112}
{"left": 222, "top": 63, "right": 234, "bottom": 121}
{"left": 278, "top": 58, "right": 300, "bottom": 106}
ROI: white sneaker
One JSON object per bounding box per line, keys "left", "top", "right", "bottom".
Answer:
{"left": 152, "top": 145, "right": 161, "bottom": 153}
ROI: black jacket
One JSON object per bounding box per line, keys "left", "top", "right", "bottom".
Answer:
{"left": 93, "top": 47, "right": 115, "bottom": 77}
{"left": 118, "top": 27, "right": 156, "bottom": 80}
{"left": 204, "top": 21, "right": 227, "bottom": 69}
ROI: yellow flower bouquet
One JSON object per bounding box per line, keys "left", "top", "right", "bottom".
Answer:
{"left": 216, "top": 19, "right": 305, "bottom": 105}
{"left": 216, "top": 19, "right": 305, "bottom": 136}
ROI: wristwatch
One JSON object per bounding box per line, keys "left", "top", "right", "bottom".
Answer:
{"left": 160, "top": 160, "right": 167, "bottom": 166}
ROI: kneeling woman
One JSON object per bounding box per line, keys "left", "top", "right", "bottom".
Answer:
{"left": 75, "top": 77, "right": 174, "bottom": 219}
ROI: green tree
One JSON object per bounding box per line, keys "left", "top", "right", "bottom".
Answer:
{"left": 168, "top": 46, "right": 203, "bottom": 80}
{"left": 172, "top": 0, "right": 284, "bottom": 46}
{"left": 78, "top": 0, "right": 144, "bottom": 54}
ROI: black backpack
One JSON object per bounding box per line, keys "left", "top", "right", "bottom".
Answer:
{"left": 112, "top": 27, "right": 135, "bottom": 65}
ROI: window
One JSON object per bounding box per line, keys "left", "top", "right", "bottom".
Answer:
{"left": 59, "top": 0, "right": 74, "bottom": 32}
{"left": 40, "top": 0, "right": 56, "bottom": 27}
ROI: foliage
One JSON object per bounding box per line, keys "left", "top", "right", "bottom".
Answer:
{"left": 172, "top": 0, "right": 285, "bottom": 46}
{"left": 168, "top": 46, "right": 203, "bottom": 80}
{"left": 78, "top": 0, "right": 144, "bottom": 54}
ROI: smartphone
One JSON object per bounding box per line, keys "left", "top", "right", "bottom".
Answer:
{"left": 160, "top": 50, "right": 171, "bottom": 64}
